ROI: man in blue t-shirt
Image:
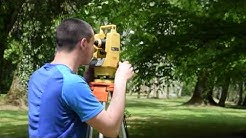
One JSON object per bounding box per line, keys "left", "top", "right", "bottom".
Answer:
{"left": 28, "top": 18, "right": 134, "bottom": 138}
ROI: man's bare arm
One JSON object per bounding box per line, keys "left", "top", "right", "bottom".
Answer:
{"left": 86, "top": 61, "right": 134, "bottom": 138}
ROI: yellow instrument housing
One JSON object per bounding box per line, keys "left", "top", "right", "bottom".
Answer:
{"left": 93, "top": 25, "right": 120, "bottom": 82}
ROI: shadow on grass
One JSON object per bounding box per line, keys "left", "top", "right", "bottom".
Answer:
{"left": 126, "top": 116, "right": 246, "bottom": 138}
{"left": 126, "top": 98, "right": 184, "bottom": 108}
{"left": 225, "top": 105, "right": 246, "bottom": 110}
{"left": 0, "top": 124, "right": 28, "bottom": 138}
{"left": 125, "top": 96, "right": 246, "bottom": 138}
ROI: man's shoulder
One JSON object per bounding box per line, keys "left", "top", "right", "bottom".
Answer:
{"left": 62, "top": 71, "right": 85, "bottom": 84}
{"left": 55, "top": 65, "right": 86, "bottom": 84}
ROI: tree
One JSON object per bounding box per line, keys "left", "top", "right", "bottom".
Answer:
{"left": 1, "top": 0, "right": 90, "bottom": 105}
{"left": 0, "top": 0, "right": 24, "bottom": 93}
{"left": 78, "top": 0, "right": 246, "bottom": 106}
{"left": 3, "top": 0, "right": 245, "bottom": 106}
{"left": 218, "top": 76, "right": 230, "bottom": 107}
{"left": 237, "top": 82, "right": 244, "bottom": 105}
{"left": 121, "top": 0, "right": 246, "bottom": 105}
{"left": 185, "top": 69, "right": 208, "bottom": 105}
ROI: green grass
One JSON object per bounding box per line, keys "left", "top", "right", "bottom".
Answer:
{"left": 0, "top": 110, "right": 28, "bottom": 138}
{"left": 1, "top": 95, "right": 246, "bottom": 138}
{"left": 125, "top": 95, "right": 246, "bottom": 138}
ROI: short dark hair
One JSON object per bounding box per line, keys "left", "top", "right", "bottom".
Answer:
{"left": 55, "top": 18, "right": 93, "bottom": 52}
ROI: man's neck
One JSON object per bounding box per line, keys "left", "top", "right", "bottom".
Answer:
{"left": 51, "top": 51, "right": 80, "bottom": 73}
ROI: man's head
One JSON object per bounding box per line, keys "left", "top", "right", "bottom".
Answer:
{"left": 55, "top": 18, "right": 94, "bottom": 65}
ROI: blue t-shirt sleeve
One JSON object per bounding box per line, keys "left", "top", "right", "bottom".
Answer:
{"left": 62, "top": 80, "right": 104, "bottom": 122}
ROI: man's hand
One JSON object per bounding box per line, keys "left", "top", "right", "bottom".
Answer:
{"left": 115, "top": 61, "right": 134, "bottom": 81}
{"left": 83, "top": 65, "right": 94, "bottom": 84}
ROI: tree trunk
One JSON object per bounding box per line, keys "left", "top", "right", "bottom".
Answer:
{"left": 185, "top": 70, "right": 208, "bottom": 105}
{"left": 242, "top": 96, "right": 246, "bottom": 106}
{"left": 177, "top": 82, "right": 183, "bottom": 98}
{"left": 146, "top": 83, "right": 151, "bottom": 99}
{"left": 137, "top": 91, "right": 140, "bottom": 98}
{"left": 237, "top": 82, "right": 243, "bottom": 106}
{"left": 166, "top": 84, "right": 170, "bottom": 99}
{"left": 5, "top": 70, "right": 26, "bottom": 107}
{"left": 242, "top": 82, "right": 246, "bottom": 106}
{"left": 0, "top": 42, "right": 5, "bottom": 92}
{"left": 218, "top": 77, "right": 230, "bottom": 107}
{"left": 137, "top": 85, "right": 140, "bottom": 98}
{"left": 206, "top": 86, "right": 217, "bottom": 105}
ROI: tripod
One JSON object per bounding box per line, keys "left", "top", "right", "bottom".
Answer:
{"left": 86, "top": 81, "right": 129, "bottom": 138}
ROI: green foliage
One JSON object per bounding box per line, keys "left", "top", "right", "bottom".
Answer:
{"left": 0, "top": 0, "right": 91, "bottom": 95}
{"left": 121, "top": 0, "right": 246, "bottom": 95}
{"left": 2, "top": 0, "right": 245, "bottom": 101}
{"left": 181, "top": 78, "right": 196, "bottom": 96}
{"left": 69, "top": 0, "right": 246, "bottom": 98}
{"left": 4, "top": 40, "right": 22, "bottom": 64}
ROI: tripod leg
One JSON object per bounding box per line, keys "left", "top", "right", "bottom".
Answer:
{"left": 99, "top": 133, "right": 104, "bottom": 138}
{"left": 86, "top": 102, "right": 106, "bottom": 138}
{"left": 98, "top": 101, "right": 106, "bottom": 138}
{"left": 118, "top": 115, "right": 129, "bottom": 138}
{"left": 86, "top": 125, "right": 93, "bottom": 138}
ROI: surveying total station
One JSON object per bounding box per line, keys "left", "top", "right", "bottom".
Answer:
{"left": 87, "top": 25, "right": 129, "bottom": 138}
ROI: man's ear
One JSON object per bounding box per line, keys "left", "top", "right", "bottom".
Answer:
{"left": 80, "top": 38, "right": 87, "bottom": 48}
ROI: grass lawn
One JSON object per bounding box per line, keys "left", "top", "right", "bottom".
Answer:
{"left": 126, "top": 95, "right": 246, "bottom": 138}
{"left": 0, "top": 109, "right": 28, "bottom": 138}
{"left": 1, "top": 95, "right": 246, "bottom": 138}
